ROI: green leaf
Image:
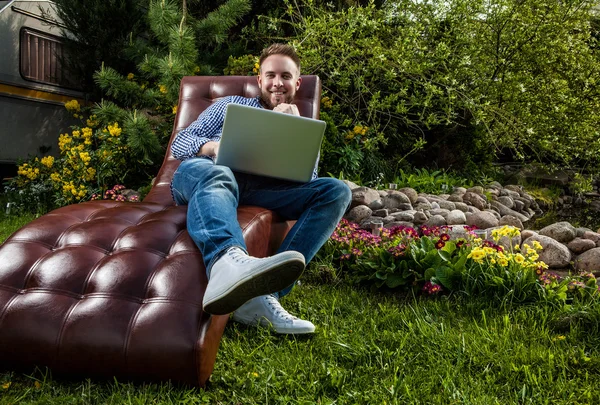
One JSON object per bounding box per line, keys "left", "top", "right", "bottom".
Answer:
{"left": 385, "top": 273, "right": 407, "bottom": 288}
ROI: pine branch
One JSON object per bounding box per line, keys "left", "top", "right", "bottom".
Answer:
{"left": 124, "top": 110, "right": 163, "bottom": 164}
{"left": 148, "top": 0, "right": 181, "bottom": 41}
{"left": 194, "top": 0, "right": 251, "bottom": 46}
{"left": 91, "top": 100, "right": 129, "bottom": 125}
{"left": 93, "top": 65, "right": 146, "bottom": 107}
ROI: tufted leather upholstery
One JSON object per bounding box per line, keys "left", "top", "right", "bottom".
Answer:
{"left": 0, "top": 75, "right": 322, "bottom": 386}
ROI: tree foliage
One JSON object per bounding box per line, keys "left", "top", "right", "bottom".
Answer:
{"left": 277, "top": 0, "right": 600, "bottom": 180}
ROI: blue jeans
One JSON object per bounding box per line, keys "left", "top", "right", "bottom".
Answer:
{"left": 171, "top": 157, "right": 352, "bottom": 297}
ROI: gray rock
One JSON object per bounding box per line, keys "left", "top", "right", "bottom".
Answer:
{"left": 576, "top": 227, "right": 593, "bottom": 237}
{"left": 398, "top": 187, "right": 418, "bottom": 204}
{"left": 505, "top": 190, "right": 521, "bottom": 199}
{"left": 396, "top": 203, "right": 414, "bottom": 211}
{"left": 447, "top": 210, "right": 467, "bottom": 225}
{"left": 384, "top": 221, "right": 415, "bottom": 229}
{"left": 413, "top": 201, "right": 432, "bottom": 212}
{"left": 425, "top": 214, "right": 447, "bottom": 227}
{"left": 351, "top": 187, "right": 381, "bottom": 208}
{"left": 346, "top": 205, "right": 372, "bottom": 223}
{"left": 513, "top": 200, "right": 525, "bottom": 212}
{"left": 377, "top": 190, "right": 388, "bottom": 197}
{"left": 567, "top": 238, "right": 597, "bottom": 254}
{"left": 413, "top": 211, "right": 428, "bottom": 225}
{"left": 489, "top": 201, "right": 530, "bottom": 222}
{"left": 466, "top": 211, "right": 499, "bottom": 229}
{"left": 467, "top": 206, "right": 481, "bottom": 214}
{"left": 431, "top": 201, "right": 440, "bottom": 209}
{"left": 498, "top": 215, "right": 524, "bottom": 230}
{"left": 463, "top": 192, "right": 488, "bottom": 210}
{"left": 583, "top": 231, "right": 600, "bottom": 243}
{"left": 453, "top": 187, "right": 467, "bottom": 194}
{"left": 430, "top": 208, "right": 450, "bottom": 218}
{"left": 454, "top": 202, "right": 469, "bottom": 212}
{"left": 488, "top": 181, "right": 503, "bottom": 189}
{"left": 574, "top": 247, "right": 600, "bottom": 274}
{"left": 342, "top": 179, "right": 360, "bottom": 190}
{"left": 416, "top": 196, "right": 429, "bottom": 203}
{"left": 438, "top": 200, "right": 456, "bottom": 211}
{"left": 485, "top": 209, "right": 501, "bottom": 220}
{"left": 368, "top": 199, "right": 385, "bottom": 210}
{"left": 497, "top": 196, "right": 514, "bottom": 209}
{"left": 504, "top": 184, "right": 523, "bottom": 193}
{"left": 514, "top": 196, "right": 531, "bottom": 211}
{"left": 447, "top": 194, "right": 464, "bottom": 203}
{"left": 522, "top": 234, "right": 571, "bottom": 269}
{"left": 392, "top": 211, "right": 415, "bottom": 222}
{"left": 466, "top": 186, "right": 484, "bottom": 194}
{"left": 373, "top": 208, "right": 389, "bottom": 217}
{"left": 539, "top": 221, "right": 577, "bottom": 243}
{"left": 521, "top": 230, "right": 537, "bottom": 240}
{"left": 383, "top": 192, "right": 411, "bottom": 209}
{"left": 382, "top": 216, "right": 396, "bottom": 224}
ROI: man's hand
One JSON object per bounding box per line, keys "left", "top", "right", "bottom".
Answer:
{"left": 273, "top": 103, "right": 300, "bottom": 116}
{"left": 198, "top": 141, "right": 220, "bottom": 158}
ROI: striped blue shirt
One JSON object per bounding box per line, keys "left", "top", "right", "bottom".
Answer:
{"left": 171, "top": 95, "right": 319, "bottom": 180}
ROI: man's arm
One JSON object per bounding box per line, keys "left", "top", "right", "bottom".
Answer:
{"left": 170, "top": 97, "right": 231, "bottom": 161}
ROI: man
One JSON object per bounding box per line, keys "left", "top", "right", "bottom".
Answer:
{"left": 171, "top": 43, "right": 351, "bottom": 334}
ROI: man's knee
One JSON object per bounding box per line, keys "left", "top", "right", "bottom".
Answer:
{"left": 317, "top": 178, "right": 352, "bottom": 209}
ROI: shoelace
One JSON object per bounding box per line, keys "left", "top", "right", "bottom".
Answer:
{"left": 264, "top": 295, "right": 295, "bottom": 321}
{"left": 227, "top": 248, "right": 252, "bottom": 265}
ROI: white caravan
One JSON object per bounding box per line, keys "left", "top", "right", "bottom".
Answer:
{"left": 0, "top": 0, "right": 84, "bottom": 167}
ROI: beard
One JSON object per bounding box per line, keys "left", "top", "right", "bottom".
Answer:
{"left": 259, "top": 89, "right": 294, "bottom": 110}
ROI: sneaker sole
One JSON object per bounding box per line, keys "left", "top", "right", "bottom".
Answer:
{"left": 203, "top": 257, "right": 305, "bottom": 315}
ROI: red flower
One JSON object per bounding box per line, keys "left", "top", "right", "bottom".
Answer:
{"left": 440, "top": 233, "right": 450, "bottom": 241}
{"left": 435, "top": 240, "right": 445, "bottom": 249}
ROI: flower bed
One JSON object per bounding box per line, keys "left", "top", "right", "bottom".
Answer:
{"left": 320, "top": 220, "right": 599, "bottom": 305}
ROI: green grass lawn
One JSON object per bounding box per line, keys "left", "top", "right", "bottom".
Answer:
{"left": 2, "top": 215, "right": 600, "bottom": 404}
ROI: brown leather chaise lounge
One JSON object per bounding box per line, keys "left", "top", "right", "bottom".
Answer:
{"left": 0, "top": 75, "right": 322, "bottom": 386}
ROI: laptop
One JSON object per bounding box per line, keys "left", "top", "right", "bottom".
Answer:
{"left": 215, "top": 103, "right": 326, "bottom": 183}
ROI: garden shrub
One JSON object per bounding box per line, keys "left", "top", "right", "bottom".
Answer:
{"left": 270, "top": 0, "right": 600, "bottom": 180}
{"left": 5, "top": 101, "right": 148, "bottom": 212}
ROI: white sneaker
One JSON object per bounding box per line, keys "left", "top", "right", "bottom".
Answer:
{"left": 202, "top": 248, "right": 305, "bottom": 315}
{"left": 232, "top": 294, "right": 315, "bottom": 334}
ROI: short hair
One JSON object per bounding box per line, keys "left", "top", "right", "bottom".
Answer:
{"left": 259, "top": 43, "right": 301, "bottom": 73}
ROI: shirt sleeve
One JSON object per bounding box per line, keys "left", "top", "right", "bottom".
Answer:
{"left": 170, "top": 97, "right": 232, "bottom": 161}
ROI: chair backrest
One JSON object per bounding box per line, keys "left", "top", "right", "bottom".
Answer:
{"left": 143, "top": 75, "right": 322, "bottom": 205}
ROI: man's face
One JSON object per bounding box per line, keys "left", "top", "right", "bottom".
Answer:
{"left": 257, "top": 54, "right": 302, "bottom": 109}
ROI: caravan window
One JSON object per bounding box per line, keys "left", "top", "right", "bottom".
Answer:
{"left": 20, "top": 28, "right": 73, "bottom": 88}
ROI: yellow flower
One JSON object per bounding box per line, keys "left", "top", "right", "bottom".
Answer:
{"left": 127, "top": 72, "right": 134, "bottom": 80}
{"left": 514, "top": 253, "right": 525, "bottom": 264}
{"left": 41, "top": 156, "right": 54, "bottom": 168}
{"left": 72, "top": 130, "right": 80, "bottom": 138}
{"left": 87, "top": 115, "right": 98, "bottom": 128}
{"left": 50, "top": 172, "right": 61, "bottom": 182}
{"left": 107, "top": 122, "right": 122, "bottom": 137}
{"left": 64, "top": 99, "right": 80, "bottom": 112}
{"left": 2, "top": 382, "right": 11, "bottom": 389}
{"left": 172, "top": 105, "right": 178, "bottom": 114}
{"left": 159, "top": 84, "right": 168, "bottom": 94}
{"left": 59, "top": 134, "right": 73, "bottom": 151}
{"left": 532, "top": 240, "right": 543, "bottom": 250}
{"left": 321, "top": 96, "right": 333, "bottom": 109}
{"left": 82, "top": 127, "right": 93, "bottom": 138}
{"left": 498, "top": 258, "right": 509, "bottom": 266}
